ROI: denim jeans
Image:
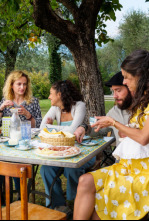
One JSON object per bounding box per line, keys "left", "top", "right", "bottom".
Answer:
{"left": 40, "top": 157, "right": 96, "bottom": 208}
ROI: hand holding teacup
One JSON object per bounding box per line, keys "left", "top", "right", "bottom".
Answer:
{"left": 91, "top": 116, "right": 115, "bottom": 132}
{"left": 18, "top": 105, "right": 31, "bottom": 119}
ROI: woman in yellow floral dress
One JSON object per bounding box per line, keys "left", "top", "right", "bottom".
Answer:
{"left": 73, "top": 49, "right": 149, "bottom": 220}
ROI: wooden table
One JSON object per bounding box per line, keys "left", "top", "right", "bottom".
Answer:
{"left": 0, "top": 136, "right": 115, "bottom": 206}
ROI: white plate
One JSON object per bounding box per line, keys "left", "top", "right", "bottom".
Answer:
{"left": 80, "top": 140, "right": 99, "bottom": 146}
{"left": 0, "top": 137, "right": 10, "bottom": 143}
{"left": 35, "top": 149, "right": 81, "bottom": 159}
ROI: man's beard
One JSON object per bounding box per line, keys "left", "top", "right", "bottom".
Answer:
{"left": 116, "top": 91, "right": 132, "bottom": 110}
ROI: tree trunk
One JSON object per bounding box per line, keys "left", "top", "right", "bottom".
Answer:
{"left": 71, "top": 40, "right": 105, "bottom": 118}
{"left": 32, "top": 0, "right": 105, "bottom": 117}
{"left": 4, "top": 40, "right": 22, "bottom": 80}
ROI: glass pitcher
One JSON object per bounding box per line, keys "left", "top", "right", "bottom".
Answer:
{"left": 9, "top": 108, "right": 22, "bottom": 141}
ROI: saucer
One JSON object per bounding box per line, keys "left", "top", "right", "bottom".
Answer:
{"left": 80, "top": 140, "right": 99, "bottom": 146}
{"left": 15, "top": 145, "right": 33, "bottom": 151}
{"left": 4, "top": 141, "right": 17, "bottom": 147}
{"left": 0, "top": 137, "right": 10, "bottom": 143}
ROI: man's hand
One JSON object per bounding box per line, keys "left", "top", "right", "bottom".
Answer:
{"left": 74, "top": 127, "right": 85, "bottom": 143}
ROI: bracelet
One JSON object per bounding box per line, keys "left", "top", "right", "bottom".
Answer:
{"left": 27, "top": 115, "right": 32, "bottom": 121}
{"left": 113, "top": 120, "right": 116, "bottom": 127}
{"left": 0, "top": 109, "right": 3, "bottom": 113}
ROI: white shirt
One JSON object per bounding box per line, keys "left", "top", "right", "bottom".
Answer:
{"left": 40, "top": 101, "right": 86, "bottom": 134}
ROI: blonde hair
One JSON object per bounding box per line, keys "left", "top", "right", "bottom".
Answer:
{"left": 3, "top": 70, "right": 33, "bottom": 105}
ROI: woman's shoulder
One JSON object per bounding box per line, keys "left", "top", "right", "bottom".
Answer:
{"left": 32, "top": 97, "right": 39, "bottom": 103}
{"left": 74, "top": 101, "right": 86, "bottom": 107}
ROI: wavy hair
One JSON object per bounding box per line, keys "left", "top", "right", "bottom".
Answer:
{"left": 121, "top": 49, "right": 149, "bottom": 121}
{"left": 3, "top": 70, "right": 33, "bottom": 105}
{"left": 52, "top": 80, "right": 83, "bottom": 112}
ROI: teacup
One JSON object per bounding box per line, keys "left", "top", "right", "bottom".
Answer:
{"left": 18, "top": 140, "right": 30, "bottom": 149}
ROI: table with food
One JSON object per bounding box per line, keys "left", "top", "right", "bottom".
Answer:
{"left": 0, "top": 127, "right": 115, "bottom": 168}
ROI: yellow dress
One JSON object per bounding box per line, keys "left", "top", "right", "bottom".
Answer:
{"left": 90, "top": 104, "right": 149, "bottom": 220}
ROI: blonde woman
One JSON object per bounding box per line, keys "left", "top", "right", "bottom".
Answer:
{"left": 0, "top": 70, "right": 42, "bottom": 196}
{"left": 0, "top": 70, "right": 42, "bottom": 128}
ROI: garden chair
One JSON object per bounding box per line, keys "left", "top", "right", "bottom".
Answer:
{"left": 0, "top": 161, "right": 66, "bottom": 220}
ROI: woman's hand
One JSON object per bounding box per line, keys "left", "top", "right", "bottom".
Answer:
{"left": 46, "top": 117, "right": 53, "bottom": 125}
{"left": 0, "top": 100, "right": 14, "bottom": 110}
{"left": 18, "top": 105, "right": 31, "bottom": 119}
{"left": 74, "top": 126, "right": 85, "bottom": 143}
{"left": 91, "top": 116, "right": 115, "bottom": 132}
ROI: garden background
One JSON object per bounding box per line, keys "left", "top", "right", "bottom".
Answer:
{"left": 0, "top": 0, "right": 149, "bottom": 210}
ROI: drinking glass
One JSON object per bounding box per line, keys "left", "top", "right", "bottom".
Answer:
{"left": 21, "top": 121, "right": 31, "bottom": 140}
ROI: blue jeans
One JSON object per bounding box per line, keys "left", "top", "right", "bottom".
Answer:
{"left": 40, "top": 157, "right": 96, "bottom": 208}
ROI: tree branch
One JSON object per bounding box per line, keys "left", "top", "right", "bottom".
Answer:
{"left": 33, "top": 0, "right": 77, "bottom": 48}
{"left": 57, "top": 0, "right": 79, "bottom": 21}
{"left": 73, "top": 0, "right": 103, "bottom": 36}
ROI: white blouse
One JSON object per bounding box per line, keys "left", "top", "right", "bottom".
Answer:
{"left": 113, "top": 137, "right": 149, "bottom": 160}
{"left": 40, "top": 101, "right": 86, "bottom": 134}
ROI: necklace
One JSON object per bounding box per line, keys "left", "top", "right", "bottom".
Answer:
{"left": 62, "top": 111, "right": 67, "bottom": 114}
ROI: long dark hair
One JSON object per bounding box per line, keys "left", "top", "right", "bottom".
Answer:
{"left": 121, "top": 49, "right": 149, "bottom": 121}
{"left": 52, "top": 80, "right": 83, "bottom": 112}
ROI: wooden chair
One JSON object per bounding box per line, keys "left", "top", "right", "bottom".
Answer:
{"left": 0, "top": 161, "right": 67, "bottom": 220}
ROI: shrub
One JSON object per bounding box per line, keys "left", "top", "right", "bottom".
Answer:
{"left": 27, "top": 70, "right": 51, "bottom": 99}
{"left": 67, "top": 73, "right": 80, "bottom": 91}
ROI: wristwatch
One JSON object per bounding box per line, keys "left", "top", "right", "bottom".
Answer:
{"left": 79, "top": 123, "right": 88, "bottom": 132}
{"left": 0, "top": 109, "right": 3, "bottom": 113}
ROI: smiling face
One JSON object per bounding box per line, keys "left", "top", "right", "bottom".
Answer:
{"left": 122, "top": 69, "right": 140, "bottom": 94}
{"left": 48, "top": 87, "right": 62, "bottom": 107}
{"left": 12, "top": 76, "right": 27, "bottom": 97}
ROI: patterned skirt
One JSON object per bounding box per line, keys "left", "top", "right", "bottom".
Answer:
{"left": 90, "top": 158, "right": 149, "bottom": 220}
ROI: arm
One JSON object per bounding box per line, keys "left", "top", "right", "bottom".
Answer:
{"left": 46, "top": 102, "right": 86, "bottom": 134}
{"left": 18, "top": 105, "right": 36, "bottom": 128}
{"left": 61, "top": 102, "right": 86, "bottom": 134}
{"left": 40, "top": 106, "right": 56, "bottom": 130}
{"left": 0, "top": 99, "right": 14, "bottom": 118}
{"left": 92, "top": 115, "right": 149, "bottom": 146}
{"left": 0, "top": 99, "right": 14, "bottom": 126}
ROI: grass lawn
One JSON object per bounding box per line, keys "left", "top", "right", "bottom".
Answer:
{"left": 29, "top": 100, "right": 115, "bottom": 207}
{"left": 39, "top": 99, "right": 115, "bottom": 116}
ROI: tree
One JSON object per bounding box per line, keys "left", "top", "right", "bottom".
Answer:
{"left": 119, "top": 11, "right": 149, "bottom": 55}
{"left": 32, "top": 0, "right": 122, "bottom": 117}
{"left": 46, "top": 34, "right": 62, "bottom": 84}
{"left": 0, "top": 0, "right": 41, "bottom": 79}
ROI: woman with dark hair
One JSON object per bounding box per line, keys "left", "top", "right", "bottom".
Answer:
{"left": 40, "top": 80, "right": 85, "bottom": 133}
{"left": 74, "top": 49, "right": 149, "bottom": 220}
{"left": 40, "top": 80, "right": 95, "bottom": 215}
